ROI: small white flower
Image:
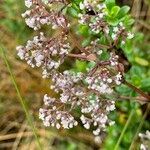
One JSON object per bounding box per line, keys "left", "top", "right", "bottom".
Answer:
{"left": 84, "top": 123, "right": 90, "bottom": 129}
{"left": 140, "top": 144, "right": 146, "bottom": 150}
{"left": 94, "top": 136, "right": 101, "bottom": 143}
{"left": 25, "top": 18, "right": 36, "bottom": 29}
{"left": 56, "top": 123, "right": 61, "bottom": 129}
{"left": 106, "top": 104, "right": 115, "bottom": 111}
{"left": 127, "top": 33, "right": 134, "bottom": 39}
{"left": 109, "top": 121, "right": 115, "bottom": 126}
{"left": 74, "top": 121, "right": 78, "bottom": 126}
{"left": 111, "top": 33, "right": 117, "bottom": 40}
{"left": 79, "top": 2, "right": 85, "bottom": 10}
{"left": 113, "top": 27, "right": 119, "bottom": 32}
{"left": 107, "top": 78, "right": 112, "bottom": 83}
{"left": 17, "top": 46, "right": 25, "bottom": 60}
{"left": 97, "top": 50, "right": 103, "bottom": 55}
{"left": 25, "top": 0, "right": 32, "bottom": 8}
{"left": 121, "top": 41, "right": 125, "bottom": 45}
{"left": 115, "top": 72, "right": 122, "bottom": 85}
{"left": 42, "top": 0, "right": 49, "bottom": 4}
{"left": 93, "top": 129, "right": 100, "bottom": 136}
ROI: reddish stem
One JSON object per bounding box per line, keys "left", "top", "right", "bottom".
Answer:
{"left": 124, "top": 80, "right": 150, "bottom": 101}
{"left": 68, "top": 53, "right": 88, "bottom": 60}
{"left": 69, "top": 32, "right": 90, "bottom": 55}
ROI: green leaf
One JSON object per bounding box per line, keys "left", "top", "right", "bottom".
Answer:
{"left": 82, "top": 37, "right": 91, "bottom": 47}
{"left": 131, "top": 76, "right": 141, "bottom": 86}
{"left": 105, "top": 0, "right": 115, "bottom": 10}
{"left": 100, "top": 51, "right": 110, "bottom": 60}
{"left": 77, "top": 25, "right": 89, "bottom": 37}
{"left": 130, "top": 66, "right": 144, "bottom": 77}
{"left": 124, "top": 17, "right": 135, "bottom": 26}
{"left": 123, "top": 131, "right": 133, "bottom": 144}
{"left": 72, "top": 0, "right": 82, "bottom": 5}
{"left": 99, "top": 34, "right": 107, "bottom": 44}
{"left": 135, "top": 57, "right": 149, "bottom": 66}
{"left": 141, "top": 78, "right": 150, "bottom": 91}
{"left": 67, "top": 7, "right": 79, "bottom": 17}
{"left": 107, "top": 17, "right": 120, "bottom": 26}
{"left": 127, "top": 18, "right": 135, "bottom": 26}
{"left": 124, "top": 40, "right": 132, "bottom": 54}
{"left": 72, "top": 2, "right": 80, "bottom": 10}
{"left": 116, "top": 85, "right": 133, "bottom": 95}
{"left": 111, "top": 6, "right": 120, "bottom": 17}
{"left": 87, "top": 61, "right": 96, "bottom": 69}
{"left": 74, "top": 60, "right": 87, "bottom": 72}
{"left": 117, "top": 6, "right": 130, "bottom": 19}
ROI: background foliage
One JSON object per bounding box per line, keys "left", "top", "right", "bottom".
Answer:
{"left": 0, "top": 0, "right": 150, "bottom": 149}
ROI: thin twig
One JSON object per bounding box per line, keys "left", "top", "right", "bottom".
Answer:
{"left": 0, "top": 130, "right": 48, "bottom": 141}
{"left": 129, "top": 104, "right": 150, "bottom": 150}
{"left": 124, "top": 80, "right": 150, "bottom": 101}
{"left": 137, "top": 20, "right": 150, "bottom": 30}
{"left": 0, "top": 45, "right": 42, "bottom": 150}
{"left": 114, "top": 109, "right": 135, "bottom": 150}
{"left": 12, "top": 122, "right": 27, "bottom": 150}
{"left": 68, "top": 53, "right": 89, "bottom": 60}
{"left": 69, "top": 31, "right": 90, "bottom": 55}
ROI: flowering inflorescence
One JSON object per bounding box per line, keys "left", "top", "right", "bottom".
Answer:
{"left": 78, "top": 0, "right": 134, "bottom": 45}
{"left": 17, "top": 32, "right": 71, "bottom": 78}
{"left": 23, "top": 0, "right": 69, "bottom": 30}
{"left": 139, "top": 130, "right": 150, "bottom": 150}
{"left": 17, "top": 0, "right": 135, "bottom": 142}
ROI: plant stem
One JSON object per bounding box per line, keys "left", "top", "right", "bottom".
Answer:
{"left": 68, "top": 53, "right": 89, "bottom": 60}
{"left": 124, "top": 80, "right": 150, "bottom": 101}
{"left": 0, "top": 45, "right": 42, "bottom": 150}
{"left": 129, "top": 104, "right": 150, "bottom": 150}
{"left": 69, "top": 32, "right": 90, "bottom": 55}
{"left": 114, "top": 109, "right": 135, "bottom": 150}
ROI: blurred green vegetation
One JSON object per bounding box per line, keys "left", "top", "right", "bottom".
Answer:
{"left": 0, "top": 0, "right": 150, "bottom": 150}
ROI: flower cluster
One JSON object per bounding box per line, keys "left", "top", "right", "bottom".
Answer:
{"left": 23, "top": 0, "right": 68, "bottom": 30}
{"left": 39, "top": 70, "right": 115, "bottom": 140}
{"left": 78, "top": 1, "right": 107, "bottom": 34}
{"left": 42, "top": 0, "right": 68, "bottom": 5}
{"left": 79, "top": 0, "right": 106, "bottom": 12}
{"left": 78, "top": 10, "right": 108, "bottom": 35}
{"left": 139, "top": 130, "right": 150, "bottom": 150}
{"left": 17, "top": 0, "right": 135, "bottom": 142}
{"left": 17, "top": 32, "right": 70, "bottom": 78}
{"left": 78, "top": 0, "right": 134, "bottom": 46}
{"left": 39, "top": 106, "right": 78, "bottom": 129}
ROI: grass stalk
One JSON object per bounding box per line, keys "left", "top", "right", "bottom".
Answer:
{"left": 114, "top": 109, "right": 135, "bottom": 150}
{"left": 129, "top": 104, "right": 150, "bottom": 150}
{"left": 0, "top": 44, "right": 42, "bottom": 150}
